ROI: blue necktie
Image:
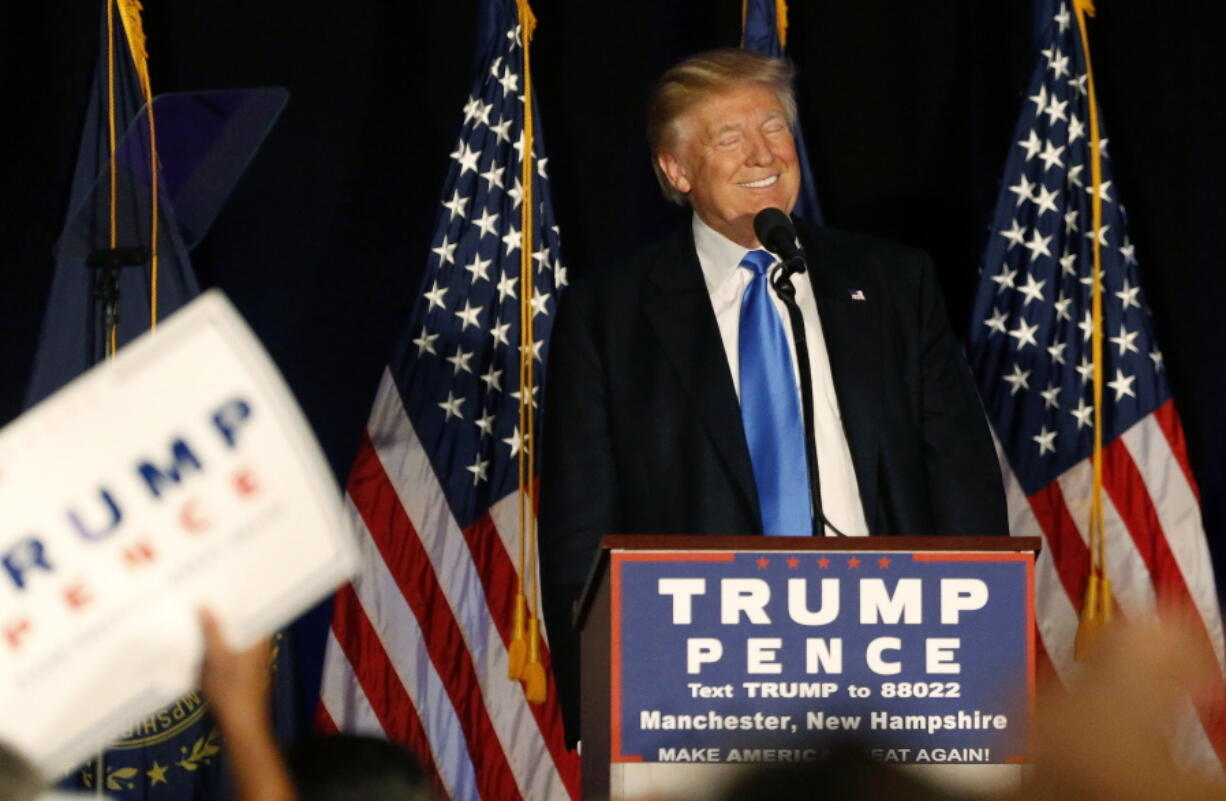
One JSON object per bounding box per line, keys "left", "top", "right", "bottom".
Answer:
{"left": 738, "top": 249, "right": 811, "bottom": 536}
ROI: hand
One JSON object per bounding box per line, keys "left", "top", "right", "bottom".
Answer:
{"left": 198, "top": 609, "right": 273, "bottom": 729}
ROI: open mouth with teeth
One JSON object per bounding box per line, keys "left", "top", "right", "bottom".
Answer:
{"left": 738, "top": 175, "right": 779, "bottom": 188}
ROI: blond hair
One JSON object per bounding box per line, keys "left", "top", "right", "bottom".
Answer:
{"left": 646, "top": 48, "right": 798, "bottom": 205}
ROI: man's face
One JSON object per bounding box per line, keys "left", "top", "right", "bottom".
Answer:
{"left": 658, "top": 84, "right": 800, "bottom": 248}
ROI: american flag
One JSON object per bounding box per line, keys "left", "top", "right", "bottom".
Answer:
{"left": 315, "top": 0, "right": 579, "bottom": 798}
{"left": 967, "top": 0, "right": 1226, "bottom": 769}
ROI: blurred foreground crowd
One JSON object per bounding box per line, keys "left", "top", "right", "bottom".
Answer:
{"left": 1, "top": 619, "right": 1222, "bottom": 801}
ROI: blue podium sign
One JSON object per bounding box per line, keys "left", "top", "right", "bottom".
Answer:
{"left": 609, "top": 549, "right": 1033, "bottom": 766}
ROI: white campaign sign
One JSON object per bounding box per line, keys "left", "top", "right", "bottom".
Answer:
{"left": 0, "top": 291, "right": 357, "bottom": 775}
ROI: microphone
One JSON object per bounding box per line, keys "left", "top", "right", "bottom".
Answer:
{"left": 752, "top": 208, "right": 806, "bottom": 277}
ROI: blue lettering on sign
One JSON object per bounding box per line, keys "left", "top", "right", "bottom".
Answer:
{"left": 66, "top": 488, "right": 124, "bottom": 542}
{"left": 2, "top": 538, "right": 54, "bottom": 590}
{"left": 137, "top": 439, "right": 203, "bottom": 498}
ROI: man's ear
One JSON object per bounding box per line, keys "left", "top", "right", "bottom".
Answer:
{"left": 657, "top": 151, "right": 691, "bottom": 195}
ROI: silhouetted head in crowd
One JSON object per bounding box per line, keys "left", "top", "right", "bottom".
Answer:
{"left": 0, "top": 742, "right": 41, "bottom": 801}
{"left": 719, "top": 744, "right": 959, "bottom": 801}
{"left": 287, "top": 734, "right": 434, "bottom": 801}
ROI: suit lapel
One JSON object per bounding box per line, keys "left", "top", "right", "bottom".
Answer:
{"left": 800, "top": 226, "right": 884, "bottom": 532}
{"left": 641, "top": 225, "right": 761, "bottom": 528}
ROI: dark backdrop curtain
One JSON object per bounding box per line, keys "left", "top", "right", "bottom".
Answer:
{"left": 5, "top": 0, "right": 1223, "bottom": 727}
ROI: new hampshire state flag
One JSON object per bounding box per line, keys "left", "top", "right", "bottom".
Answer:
{"left": 31, "top": 2, "right": 213, "bottom": 798}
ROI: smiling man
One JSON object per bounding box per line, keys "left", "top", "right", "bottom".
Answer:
{"left": 539, "top": 49, "right": 1006, "bottom": 744}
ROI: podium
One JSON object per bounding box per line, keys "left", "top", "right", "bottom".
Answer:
{"left": 576, "top": 535, "right": 1040, "bottom": 800}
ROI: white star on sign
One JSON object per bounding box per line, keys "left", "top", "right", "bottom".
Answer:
{"left": 442, "top": 189, "right": 469, "bottom": 221}
{"left": 1018, "top": 273, "right": 1047, "bottom": 305}
{"left": 464, "top": 253, "right": 492, "bottom": 283}
{"left": 466, "top": 456, "right": 489, "bottom": 485}
{"left": 413, "top": 327, "right": 439, "bottom": 356}
{"left": 1040, "top": 383, "right": 1062, "bottom": 410}
{"left": 983, "top": 307, "right": 1008, "bottom": 335}
{"left": 1039, "top": 141, "right": 1065, "bottom": 172}
{"left": 1048, "top": 341, "right": 1068, "bottom": 364}
{"left": 1115, "top": 279, "right": 1141, "bottom": 310}
{"left": 1033, "top": 425, "right": 1058, "bottom": 455}
{"left": 447, "top": 347, "right": 474, "bottom": 375}
{"left": 1023, "top": 230, "right": 1053, "bottom": 259}
{"left": 454, "top": 300, "right": 481, "bottom": 332}
{"left": 1108, "top": 369, "right": 1136, "bottom": 401}
{"left": 423, "top": 280, "right": 448, "bottom": 311}
{"left": 1071, "top": 397, "right": 1094, "bottom": 429}
{"left": 1018, "top": 130, "right": 1043, "bottom": 160}
{"left": 1110, "top": 324, "right": 1140, "bottom": 356}
{"left": 1000, "top": 219, "right": 1027, "bottom": 249}
{"left": 1003, "top": 364, "right": 1032, "bottom": 395}
{"left": 438, "top": 391, "right": 464, "bottom": 421}
{"left": 450, "top": 141, "right": 481, "bottom": 176}
{"left": 1009, "top": 318, "right": 1040, "bottom": 350}
{"left": 472, "top": 208, "right": 499, "bottom": 239}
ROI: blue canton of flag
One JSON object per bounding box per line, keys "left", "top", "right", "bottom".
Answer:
{"left": 968, "top": 3, "right": 1158, "bottom": 491}
{"left": 318, "top": 1, "right": 579, "bottom": 798}
{"left": 967, "top": 0, "right": 1226, "bottom": 769}
{"left": 398, "top": 22, "right": 565, "bottom": 527}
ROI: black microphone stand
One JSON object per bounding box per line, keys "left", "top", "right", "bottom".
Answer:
{"left": 770, "top": 261, "right": 849, "bottom": 537}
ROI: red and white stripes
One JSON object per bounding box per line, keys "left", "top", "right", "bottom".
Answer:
{"left": 319, "top": 371, "right": 580, "bottom": 801}
{"left": 1003, "top": 400, "right": 1226, "bottom": 772}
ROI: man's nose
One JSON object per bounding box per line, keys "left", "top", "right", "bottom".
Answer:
{"left": 744, "top": 130, "right": 776, "bottom": 166}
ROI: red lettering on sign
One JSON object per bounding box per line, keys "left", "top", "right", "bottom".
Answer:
{"left": 180, "top": 500, "right": 211, "bottom": 534}
{"left": 233, "top": 466, "right": 261, "bottom": 498}
{"left": 122, "top": 540, "right": 157, "bottom": 567}
{"left": 5, "top": 619, "right": 31, "bottom": 651}
{"left": 64, "top": 581, "right": 93, "bottom": 610}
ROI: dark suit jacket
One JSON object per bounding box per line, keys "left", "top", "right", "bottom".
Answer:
{"left": 539, "top": 218, "right": 1007, "bottom": 743}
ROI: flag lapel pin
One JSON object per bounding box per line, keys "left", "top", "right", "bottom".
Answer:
{"left": 849, "top": 289, "right": 866, "bottom": 301}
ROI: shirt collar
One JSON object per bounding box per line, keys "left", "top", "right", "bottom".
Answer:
{"left": 692, "top": 213, "right": 767, "bottom": 295}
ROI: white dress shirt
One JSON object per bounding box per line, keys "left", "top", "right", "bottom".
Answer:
{"left": 692, "top": 213, "right": 869, "bottom": 537}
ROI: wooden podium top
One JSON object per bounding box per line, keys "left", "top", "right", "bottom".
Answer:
{"left": 576, "top": 535, "right": 1040, "bottom": 628}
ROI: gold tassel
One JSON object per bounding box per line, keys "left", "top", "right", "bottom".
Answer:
{"left": 114, "top": 0, "right": 151, "bottom": 96}
{"left": 775, "top": 0, "right": 789, "bottom": 49}
{"left": 507, "top": 593, "right": 527, "bottom": 680}
{"left": 523, "top": 617, "right": 546, "bottom": 704}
